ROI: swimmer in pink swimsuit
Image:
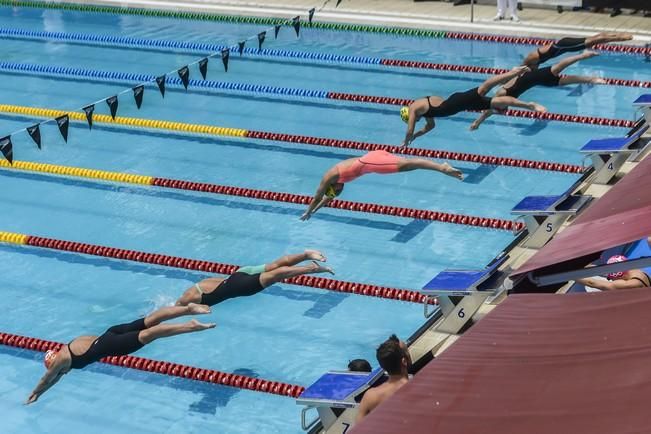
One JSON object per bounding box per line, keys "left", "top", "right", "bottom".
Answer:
{"left": 300, "top": 150, "right": 463, "bottom": 220}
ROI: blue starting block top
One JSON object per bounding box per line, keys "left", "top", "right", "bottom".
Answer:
{"left": 421, "top": 256, "right": 507, "bottom": 296}
{"left": 297, "top": 369, "right": 383, "bottom": 408}
{"left": 512, "top": 195, "right": 564, "bottom": 213}
{"left": 633, "top": 94, "right": 651, "bottom": 106}
{"left": 581, "top": 125, "right": 648, "bottom": 153}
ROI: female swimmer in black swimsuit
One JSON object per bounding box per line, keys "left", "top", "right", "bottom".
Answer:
{"left": 175, "top": 250, "right": 334, "bottom": 307}
{"left": 470, "top": 51, "right": 606, "bottom": 130}
{"left": 26, "top": 303, "right": 215, "bottom": 404}
{"left": 400, "top": 66, "right": 546, "bottom": 147}
{"left": 522, "top": 32, "right": 633, "bottom": 69}
{"left": 577, "top": 255, "right": 651, "bottom": 291}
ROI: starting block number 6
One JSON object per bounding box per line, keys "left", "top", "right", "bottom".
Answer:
{"left": 458, "top": 308, "right": 465, "bottom": 318}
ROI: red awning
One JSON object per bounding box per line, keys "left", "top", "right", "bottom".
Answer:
{"left": 352, "top": 289, "right": 651, "bottom": 434}
{"left": 512, "top": 153, "right": 651, "bottom": 279}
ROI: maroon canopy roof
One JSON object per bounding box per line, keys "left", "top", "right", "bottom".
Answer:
{"left": 352, "top": 289, "right": 651, "bottom": 434}
{"left": 512, "top": 153, "right": 651, "bottom": 279}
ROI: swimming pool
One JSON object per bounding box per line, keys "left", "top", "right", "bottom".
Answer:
{"left": 0, "top": 3, "right": 645, "bottom": 433}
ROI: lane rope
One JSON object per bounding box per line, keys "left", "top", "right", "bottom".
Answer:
{"left": 0, "top": 331, "right": 305, "bottom": 398}
{"left": 1, "top": 28, "right": 647, "bottom": 88}
{"left": 0, "top": 159, "right": 523, "bottom": 231}
{"left": 0, "top": 230, "right": 439, "bottom": 304}
{"left": 0, "top": 103, "right": 588, "bottom": 174}
{"left": 1, "top": 0, "right": 649, "bottom": 56}
{"left": 1, "top": 61, "right": 645, "bottom": 118}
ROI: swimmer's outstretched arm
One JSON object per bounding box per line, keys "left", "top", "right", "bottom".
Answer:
{"left": 301, "top": 175, "right": 335, "bottom": 221}
{"left": 402, "top": 114, "right": 433, "bottom": 147}
{"left": 470, "top": 109, "right": 494, "bottom": 131}
{"left": 576, "top": 277, "right": 641, "bottom": 291}
{"left": 26, "top": 362, "right": 66, "bottom": 404}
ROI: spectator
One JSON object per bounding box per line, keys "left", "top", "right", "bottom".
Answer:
{"left": 577, "top": 255, "right": 651, "bottom": 291}
{"left": 348, "top": 359, "right": 372, "bottom": 373}
{"left": 494, "top": 0, "right": 520, "bottom": 22}
{"left": 355, "top": 335, "right": 411, "bottom": 423}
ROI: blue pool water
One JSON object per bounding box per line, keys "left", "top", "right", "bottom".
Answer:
{"left": 0, "top": 5, "right": 647, "bottom": 433}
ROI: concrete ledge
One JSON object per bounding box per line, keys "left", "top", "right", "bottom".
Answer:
{"left": 47, "top": 0, "right": 651, "bottom": 42}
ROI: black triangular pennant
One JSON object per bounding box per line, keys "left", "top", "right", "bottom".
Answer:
{"left": 258, "top": 31, "right": 266, "bottom": 50}
{"left": 308, "top": 8, "right": 315, "bottom": 23}
{"left": 82, "top": 104, "right": 94, "bottom": 129}
{"left": 336, "top": 0, "right": 342, "bottom": 6}
{"left": 221, "top": 48, "right": 230, "bottom": 72}
{"left": 55, "top": 114, "right": 69, "bottom": 143}
{"left": 178, "top": 65, "right": 189, "bottom": 90}
{"left": 0, "top": 135, "right": 13, "bottom": 164}
{"left": 27, "top": 124, "right": 41, "bottom": 149}
{"left": 274, "top": 24, "right": 281, "bottom": 39}
{"left": 292, "top": 16, "right": 300, "bottom": 37}
{"left": 198, "top": 58, "right": 208, "bottom": 80}
{"left": 133, "top": 85, "right": 144, "bottom": 109}
{"left": 238, "top": 41, "right": 245, "bottom": 56}
{"left": 156, "top": 75, "right": 166, "bottom": 97}
{"left": 106, "top": 95, "right": 118, "bottom": 120}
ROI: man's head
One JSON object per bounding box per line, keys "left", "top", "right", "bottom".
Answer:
{"left": 348, "top": 359, "right": 372, "bottom": 372}
{"left": 376, "top": 334, "right": 411, "bottom": 376}
{"left": 325, "top": 183, "right": 344, "bottom": 199}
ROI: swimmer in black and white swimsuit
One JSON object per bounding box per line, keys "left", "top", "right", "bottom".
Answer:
{"left": 470, "top": 51, "right": 607, "bottom": 130}
{"left": 175, "top": 250, "right": 334, "bottom": 307}
{"left": 26, "top": 303, "right": 215, "bottom": 404}
{"left": 400, "top": 66, "right": 546, "bottom": 147}
{"left": 522, "top": 32, "right": 633, "bottom": 69}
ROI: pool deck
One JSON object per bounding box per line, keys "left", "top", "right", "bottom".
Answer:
{"left": 66, "top": 0, "right": 651, "bottom": 41}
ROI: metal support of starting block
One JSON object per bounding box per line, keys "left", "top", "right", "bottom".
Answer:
{"left": 511, "top": 193, "right": 592, "bottom": 249}
{"left": 580, "top": 124, "right": 650, "bottom": 185}
{"left": 421, "top": 256, "right": 507, "bottom": 334}
{"left": 634, "top": 94, "right": 651, "bottom": 126}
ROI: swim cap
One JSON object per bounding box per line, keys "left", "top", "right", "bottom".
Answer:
{"left": 325, "top": 185, "right": 337, "bottom": 199}
{"left": 400, "top": 106, "right": 409, "bottom": 123}
{"left": 606, "top": 255, "right": 627, "bottom": 280}
{"left": 44, "top": 349, "right": 57, "bottom": 369}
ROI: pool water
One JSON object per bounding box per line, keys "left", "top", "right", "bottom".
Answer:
{"left": 0, "top": 5, "right": 646, "bottom": 433}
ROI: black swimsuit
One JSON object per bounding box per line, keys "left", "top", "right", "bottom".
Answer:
{"left": 68, "top": 318, "right": 146, "bottom": 369}
{"left": 422, "top": 87, "right": 492, "bottom": 118}
{"left": 504, "top": 66, "right": 561, "bottom": 98}
{"left": 200, "top": 271, "right": 264, "bottom": 306}
{"left": 631, "top": 273, "right": 651, "bottom": 287}
{"left": 537, "top": 37, "right": 587, "bottom": 65}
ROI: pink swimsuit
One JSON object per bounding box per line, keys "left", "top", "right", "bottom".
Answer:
{"left": 336, "top": 150, "right": 401, "bottom": 184}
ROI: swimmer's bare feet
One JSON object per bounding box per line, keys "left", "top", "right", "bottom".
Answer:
{"left": 531, "top": 103, "right": 547, "bottom": 113}
{"left": 187, "top": 303, "right": 211, "bottom": 315}
{"left": 582, "top": 50, "right": 599, "bottom": 59}
{"left": 591, "top": 77, "right": 607, "bottom": 84}
{"left": 511, "top": 65, "right": 530, "bottom": 76}
{"left": 305, "top": 249, "right": 326, "bottom": 262}
{"left": 442, "top": 162, "right": 464, "bottom": 180}
{"left": 187, "top": 319, "right": 216, "bottom": 331}
{"left": 309, "top": 260, "right": 335, "bottom": 275}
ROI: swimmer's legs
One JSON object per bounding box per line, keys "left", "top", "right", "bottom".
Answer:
{"left": 585, "top": 32, "right": 633, "bottom": 47}
{"left": 398, "top": 158, "right": 463, "bottom": 180}
{"left": 259, "top": 261, "right": 334, "bottom": 288}
{"left": 264, "top": 251, "right": 327, "bottom": 272}
{"left": 491, "top": 96, "right": 546, "bottom": 113}
{"left": 139, "top": 304, "right": 214, "bottom": 345}
{"left": 138, "top": 319, "right": 215, "bottom": 345}
{"left": 143, "top": 303, "right": 210, "bottom": 328}
{"left": 550, "top": 50, "right": 598, "bottom": 75}
{"left": 477, "top": 66, "right": 530, "bottom": 96}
